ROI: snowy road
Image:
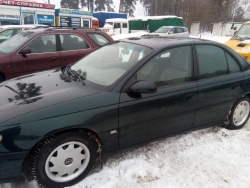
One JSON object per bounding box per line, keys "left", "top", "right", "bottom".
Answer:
{"left": 1, "top": 120, "right": 250, "bottom": 188}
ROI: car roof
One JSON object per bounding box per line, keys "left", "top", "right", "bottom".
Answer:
{"left": 161, "top": 26, "right": 186, "bottom": 28}
{"left": 20, "top": 27, "right": 106, "bottom": 35}
{"left": 0, "top": 25, "right": 41, "bottom": 29}
{"left": 120, "top": 36, "right": 221, "bottom": 49}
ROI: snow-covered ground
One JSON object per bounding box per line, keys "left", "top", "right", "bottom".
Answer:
{"left": 2, "top": 33, "right": 247, "bottom": 188}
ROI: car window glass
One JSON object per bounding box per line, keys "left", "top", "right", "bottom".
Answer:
{"left": 196, "top": 45, "right": 228, "bottom": 79}
{"left": 137, "top": 46, "right": 192, "bottom": 87}
{"left": 25, "top": 35, "right": 56, "bottom": 53}
{"left": 123, "top": 23, "right": 127, "bottom": 28}
{"left": 169, "top": 29, "right": 175, "bottom": 34}
{"left": 88, "top": 33, "right": 109, "bottom": 46}
{"left": 0, "top": 29, "right": 13, "bottom": 39}
{"left": 0, "top": 32, "right": 34, "bottom": 54}
{"left": 226, "top": 52, "right": 241, "bottom": 73}
{"left": 114, "top": 23, "right": 120, "bottom": 29}
{"left": 71, "top": 42, "right": 152, "bottom": 86}
{"left": 60, "top": 34, "right": 90, "bottom": 51}
{"left": 176, "top": 28, "right": 183, "bottom": 33}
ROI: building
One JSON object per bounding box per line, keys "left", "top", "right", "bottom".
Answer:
{"left": 0, "top": 0, "right": 55, "bottom": 25}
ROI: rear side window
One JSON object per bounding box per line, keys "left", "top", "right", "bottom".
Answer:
{"left": 176, "top": 28, "right": 183, "bottom": 33}
{"left": 195, "top": 45, "right": 228, "bottom": 79}
{"left": 196, "top": 45, "right": 228, "bottom": 79}
{"left": 59, "top": 34, "right": 90, "bottom": 51}
{"left": 226, "top": 52, "right": 241, "bottom": 73}
{"left": 88, "top": 33, "right": 110, "bottom": 46}
{"left": 123, "top": 23, "right": 127, "bottom": 28}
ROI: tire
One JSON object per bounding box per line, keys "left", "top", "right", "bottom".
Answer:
{"left": 226, "top": 97, "right": 250, "bottom": 130}
{"left": 0, "top": 74, "right": 5, "bottom": 82}
{"left": 30, "top": 130, "right": 99, "bottom": 188}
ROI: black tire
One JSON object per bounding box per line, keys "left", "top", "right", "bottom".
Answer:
{"left": 226, "top": 97, "right": 250, "bottom": 130}
{"left": 0, "top": 74, "right": 5, "bottom": 82}
{"left": 30, "top": 130, "right": 99, "bottom": 188}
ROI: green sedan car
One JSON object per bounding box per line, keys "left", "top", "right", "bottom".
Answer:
{"left": 1, "top": 36, "right": 250, "bottom": 187}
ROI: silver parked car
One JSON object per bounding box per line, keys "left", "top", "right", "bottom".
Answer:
{"left": 146, "top": 26, "right": 189, "bottom": 37}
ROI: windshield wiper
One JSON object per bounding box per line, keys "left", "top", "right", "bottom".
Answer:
{"left": 65, "top": 65, "right": 86, "bottom": 85}
{"left": 234, "top": 35, "right": 244, "bottom": 41}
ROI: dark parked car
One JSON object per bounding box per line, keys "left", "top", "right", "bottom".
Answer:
{"left": 0, "top": 27, "right": 113, "bottom": 82}
{"left": 1, "top": 36, "right": 250, "bottom": 187}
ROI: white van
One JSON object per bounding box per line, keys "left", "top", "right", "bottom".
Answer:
{"left": 103, "top": 18, "right": 129, "bottom": 35}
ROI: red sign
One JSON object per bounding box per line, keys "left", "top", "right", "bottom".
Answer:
{"left": 0, "top": 0, "right": 55, "bottom": 9}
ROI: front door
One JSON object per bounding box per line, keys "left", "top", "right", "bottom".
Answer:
{"left": 119, "top": 46, "right": 198, "bottom": 148}
{"left": 11, "top": 34, "right": 60, "bottom": 77}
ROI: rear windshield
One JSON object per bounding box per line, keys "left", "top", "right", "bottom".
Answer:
{"left": 0, "top": 32, "right": 34, "bottom": 54}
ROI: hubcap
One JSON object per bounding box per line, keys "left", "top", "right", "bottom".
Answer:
{"left": 45, "top": 141, "right": 90, "bottom": 182}
{"left": 233, "top": 101, "right": 250, "bottom": 126}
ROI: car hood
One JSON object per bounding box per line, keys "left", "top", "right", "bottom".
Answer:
{"left": 0, "top": 69, "right": 101, "bottom": 124}
{"left": 225, "top": 39, "right": 250, "bottom": 54}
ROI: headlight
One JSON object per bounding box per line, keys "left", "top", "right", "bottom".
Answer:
{"left": 0, "top": 135, "right": 2, "bottom": 143}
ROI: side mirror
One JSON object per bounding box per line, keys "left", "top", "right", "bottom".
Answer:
{"left": 20, "top": 47, "right": 31, "bottom": 55}
{"left": 169, "top": 31, "right": 174, "bottom": 34}
{"left": 130, "top": 81, "right": 157, "bottom": 94}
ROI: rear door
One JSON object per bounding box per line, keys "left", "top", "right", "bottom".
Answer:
{"left": 193, "top": 44, "right": 245, "bottom": 127}
{"left": 59, "top": 34, "right": 95, "bottom": 66}
{"left": 11, "top": 34, "right": 60, "bottom": 77}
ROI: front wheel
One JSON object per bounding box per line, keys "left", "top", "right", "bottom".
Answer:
{"left": 226, "top": 97, "right": 250, "bottom": 130}
{"left": 30, "top": 130, "right": 99, "bottom": 188}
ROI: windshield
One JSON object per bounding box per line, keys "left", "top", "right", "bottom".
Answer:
{"left": 0, "top": 31, "right": 34, "bottom": 54}
{"left": 232, "top": 24, "right": 250, "bottom": 40}
{"left": 71, "top": 42, "right": 152, "bottom": 87}
{"left": 155, "top": 27, "right": 171, "bottom": 33}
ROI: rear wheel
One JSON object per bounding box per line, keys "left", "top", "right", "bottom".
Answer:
{"left": 30, "top": 130, "right": 99, "bottom": 188}
{"left": 226, "top": 97, "right": 250, "bottom": 130}
{"left": 0, "top": 74, "right": 5, "bottom": 82}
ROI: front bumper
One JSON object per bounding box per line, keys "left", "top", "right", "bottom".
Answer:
{"left": 0, "top": 151, "right": 29, "bottom": 182}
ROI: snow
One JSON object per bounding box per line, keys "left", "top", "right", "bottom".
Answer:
{"left": 128, "top": 16, "right": 183, "bottom": 21}
{"left": 2, "top": 34, "right": 249, "bottom": 188}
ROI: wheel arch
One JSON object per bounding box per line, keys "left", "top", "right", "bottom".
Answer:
{"left": 22, "top": 127, "right": 102, "bottom": 181}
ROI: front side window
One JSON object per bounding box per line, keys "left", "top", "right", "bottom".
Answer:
{"left": 196, "top": 45, "right": 228, "bottom": 79}
{"left": 123, "top": 23, "right": 128, "bottom": 28}
{"left": 0, "top": 31, "right": 34, "bottom": 54}
{"left": 88, "top": 33, "right": 110, "bottom": 46}
{"left": 25, "top": 35, "right": 56, "bottom": 53}
{"left": 60, "top": 34, "right": 90, "bottom": 51}
{"left": 137, "top": 46, "right": 193, "bottom": 87}
{"left": 71, "top": 42, "right": 152, "bottom": 86}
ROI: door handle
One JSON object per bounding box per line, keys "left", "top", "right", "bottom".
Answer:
{"left": 183, "top": 95, "right": 194, "bottom": 101}
{"left": 231, "top": 85, "right": 240, "bottom": 90}
{"left": 51, "top": 56, "right": 58, "bottom": 60}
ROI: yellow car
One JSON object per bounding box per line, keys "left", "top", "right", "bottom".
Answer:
{"left": 225, "top": 21, "right": 250, "bottom": 61}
